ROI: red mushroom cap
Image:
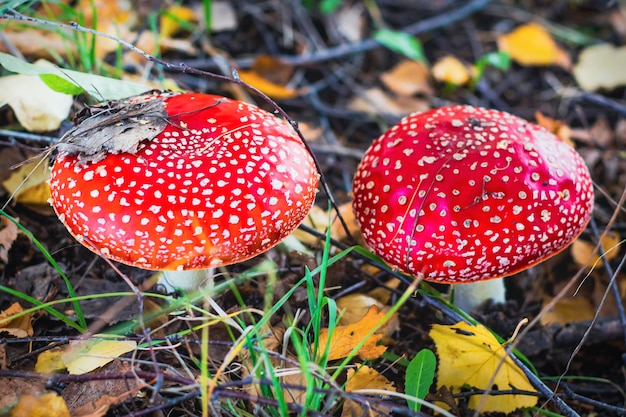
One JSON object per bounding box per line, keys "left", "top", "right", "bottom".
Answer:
{"left": 49, "top": 93, "right": 319, "bottom": 271}
{"left": 352, "top": 105, "right": 594, "bottom": 283}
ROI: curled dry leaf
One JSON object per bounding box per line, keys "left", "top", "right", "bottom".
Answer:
{"left": 0, "top": 216, "right": 19, "bottom": 264}
{"left": 0, "top": 302, "right": 33, "bottom": 337}
{"left": 498, "top": 23, "right": 571, "bottom": 69}
{"left": 534, "top": 112, "right": 574, "bottom": 147}
{"left": 56, "top": 96, "right": 168, "bottom": 164}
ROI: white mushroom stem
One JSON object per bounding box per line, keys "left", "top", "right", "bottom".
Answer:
{"left": 452, "top": 279, "right": 506, "bottom": 312}
{"left": 157, "top": 268, "right": 215, "bottom": 293}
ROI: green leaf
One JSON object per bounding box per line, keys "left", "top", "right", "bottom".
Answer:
{"left": 478, "top": 51, "right": 511, "bottom": 71}
{"left": 374, "top": 29, "right": 425, "bottom": 62}
{"left": 405, "top": 348, "right": 436, "bottom": 412}
{"left": 320, "top": 0, "right": 342, "bottom": 14}
{"left": 472, "top": 52, "right": 511, "bottom": 85}
{"left": 39, "top": 74, "right": 86, "bottom": 96}
{"left": 0, "top": 52, "right": 151, "bottom": 100}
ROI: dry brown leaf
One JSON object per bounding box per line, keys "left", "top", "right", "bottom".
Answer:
{"left": 250, "top": 55, "right": 295, "bottom": 86}
{"left": 0, "top": 62, "right": 73, "bottom": 132}
{"left": 56, "top": 98, "right": 167, "bottom": 164}
{"left": 431, "top": 55, "right": 473, "bottom": 86}
{"left": 0, "top": 30, "right": 68, "bottom": 59}
{"left": 0, "top": 216, "right": 19, "bottom": 264}
{"left": 9, "top": 392, "right": 70, "bottom": 417}
{"left": 348, "top": 87, "right": 429, "bottom": 116}
{"left": 540, "top": 297, "right": 594, "bottom": 325}
{"left": 570, "top": 232, "right": 621, "bottom": 268}
{"left": 341, "top": 364, "right": 396, "bottom": 417}
{"left": 2, "top": 158, "right": 51, "bottom": 206}
{"left": 380, "top": 60, "right": 433, "bottom": 96}
{"left": 569, "top": 116, "right": 615, "bottom": 147}
{"left": 0, "top": 302, "right": 34, "bottom": 337}
{"left": 62, "top": 361, "right": 145, "bottom": 417}
{"left": 535, "top": 112, "right": 574, "bottom": 147}
{"left": 498, "top": 23, "right": 571, "bottom": 69}
{"left": 318, "top": 306, "right": 388, "bottom": 361}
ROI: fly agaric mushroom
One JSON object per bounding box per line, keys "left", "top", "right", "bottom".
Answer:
{"left": 49, "top": 92, "right": 319, "bottom": 291}
{"left": 352, "top": 105, "right": 593, "bottom": 311}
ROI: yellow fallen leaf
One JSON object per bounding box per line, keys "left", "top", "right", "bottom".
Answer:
{"left": 570, "top": 232, "right": 621, "bottom": 267}
{"left": 430, "top": 321, "right": 538, "bottom": 413}
{"left": 346, "top": 364, "right": 396, "bottom": 392}
{"left": 61, "top": 337, "right": 137, "bottom": 375}
{"left": 160, "top": 5, "right": 197, "bottom": 38}
{"left": 431, "top": 55, "right": 473, "bottom": 85}
{"left": 238, "top": 70, "right": 300, "bottom": 100}
{"left": 9, "top": 392, "right": 70, "bottom": 417}
{"left": 574, "top": 43, "right": 626, "bottom": 91}
{"left": 341, "top": 364, "right": 396, "bottom": 417}
{"left": 318, "top": 306, "right": 387, "bottom": 361}
{"left": 498, "top": 23, "right": 570, "bottom": 69}
{"left": 2, "top": 158, "right": 51, "bottom": 206}
{"left": 540, "top": 297, "right": 594, "bottom": 325}
{"left": 35, "top": 347, "right": 66, "bottom": 374}
{"left": 380, "top": 59, "right": 433, "bottom": 96}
